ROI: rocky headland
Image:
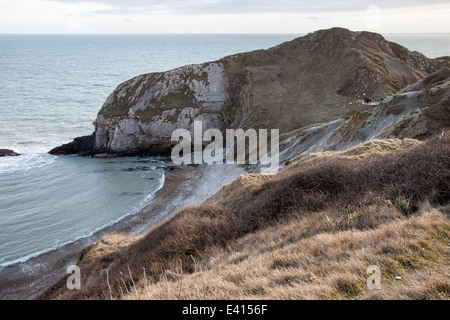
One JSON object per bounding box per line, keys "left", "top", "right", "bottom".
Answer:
{"left": 49, "top": 27, "right": 450, "bottom": 158}
{"left": 12, "top": 28, "right": 450, "bottom": 300}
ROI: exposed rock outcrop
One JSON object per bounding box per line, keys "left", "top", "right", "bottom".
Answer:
{"left": 0, "top": 149, "right": 20, "bottom": 157}
{"left": 52, "top": 28, "right": 450, "bottom": 156}
{"left": 93, "top": 62, "right": 228, "bottom": 155}
{"left": 399, "top": 68, "right": 450, "bottom": 93}
{"left": 49, "top": 134, "right": 95, "bottom": 155}
{"left": 278, "top": 75, "right": 450, "bottom": 165}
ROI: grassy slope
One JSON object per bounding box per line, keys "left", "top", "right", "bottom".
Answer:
{"left": 126, "top": 209, "right": 449, "bottom": 300}
{"left": 45, "top": 132, "right": 450, "bottom": 300}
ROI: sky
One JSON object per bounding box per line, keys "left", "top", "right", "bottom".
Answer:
{"left": 0, "top": 0, "right": 449, "bottom": 34}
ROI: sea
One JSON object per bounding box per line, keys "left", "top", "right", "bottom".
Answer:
{"left": 0, "top": 33, "right": 449, "bottom": 269}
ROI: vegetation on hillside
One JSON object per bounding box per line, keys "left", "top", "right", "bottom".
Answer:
{"left": 41, "top": 130, "right": 450, "bottom": 300}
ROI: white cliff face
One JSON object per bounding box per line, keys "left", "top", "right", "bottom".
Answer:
{"left": 87, "top": 28, "right": 450, "bottom": 157}
{"left": 94, "top": 62, "right": 228, "bottom": 153}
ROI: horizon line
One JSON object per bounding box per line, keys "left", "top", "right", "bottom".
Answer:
{"left": 1, "top": 32, "right": 450, "bottom": 36}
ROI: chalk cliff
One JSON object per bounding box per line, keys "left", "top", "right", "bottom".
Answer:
{"left": 49, "top": 28, "right": 450, "bottom": 156}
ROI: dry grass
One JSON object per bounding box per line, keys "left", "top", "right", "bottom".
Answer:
{"left": 40, "top": 131, "right": 450, "bottom": 300}
{"left": 206, "top": 174, "right": 271, "bottom": 206}
{"left": 124, "top": 209, "right": 449, "bottom": 300}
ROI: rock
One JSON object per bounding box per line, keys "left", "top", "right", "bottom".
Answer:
{"left": 0, "top": 149, "right": 20, "bottom": 157}
{"left": 395, "top": 276, "right": 402, "bottom": 280}
{"left": 51, "top": 27, "right": 450, "bottom": 157}
{"left": 277, "top": 77, "right": 450, "bottom": 166}
{"left": 49, "top": 134, "right": 95, "bottom": 155}
{"left": 93, "top": 62, "right": 227, "bottom": 155}
{"left": 77, "top": 243, "right": 95, "bottom": 264}
{"left": 330, "top": 76, "right": 450, "bottom": 143}
{"left": 399, "top": 68, "right": 450, "bottom": 93}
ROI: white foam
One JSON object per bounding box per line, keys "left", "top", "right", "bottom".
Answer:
{"left": 0, "top": 153, "right": 56, "bottom": 175}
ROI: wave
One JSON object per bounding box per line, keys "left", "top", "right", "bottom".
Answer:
{"left": 0, "top": 153, "right": 56, "bottom": 175}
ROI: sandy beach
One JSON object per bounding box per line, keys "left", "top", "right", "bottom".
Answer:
{"left": 0, "top": 162, "right": 246, "bottom": 300}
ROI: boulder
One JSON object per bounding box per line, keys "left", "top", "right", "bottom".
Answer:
{"left": 0, "top": 149, "right": 20, "bottom": 157}
{"left": 49, "top": 134, "right": 95, "bottom": 155}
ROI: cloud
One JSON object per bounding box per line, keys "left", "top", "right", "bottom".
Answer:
{"left": 1, "top": 0, "right": 448, "bottom": 33}
{"left": 49, "top": 0, "right": 450, "bottom": 15}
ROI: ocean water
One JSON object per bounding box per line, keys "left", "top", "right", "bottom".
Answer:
{"left": 0, "top": 33, "right": 448, "bottom": 269}
{"left": 384, "top": 34, "right": 450, "bottom": 59}
{"left": 0, "top": 34, "right": 301, "bottom": 268}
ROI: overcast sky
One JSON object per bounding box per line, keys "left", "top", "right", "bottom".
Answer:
{"left": 0, "top": 0, "right": 449, "bottom": 34}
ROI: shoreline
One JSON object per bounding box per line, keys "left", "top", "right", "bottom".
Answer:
{"left": 0, "top": 163, "right": 246, "bottom": 300}
{"left": 0, "top": 165, "right": 167, "bottom": 271}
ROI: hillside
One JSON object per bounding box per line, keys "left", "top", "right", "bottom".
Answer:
{"left": 49, "top": 28, "right": 450, "bottom": 156}
{"left": 41, "top": 131, "right": 450, "bottom": 300}
{"left": 276, "top": 70, "right": 450, "bottom": 166}
{"left": 41, "top": 29, "right": 450, "bottom": 300}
